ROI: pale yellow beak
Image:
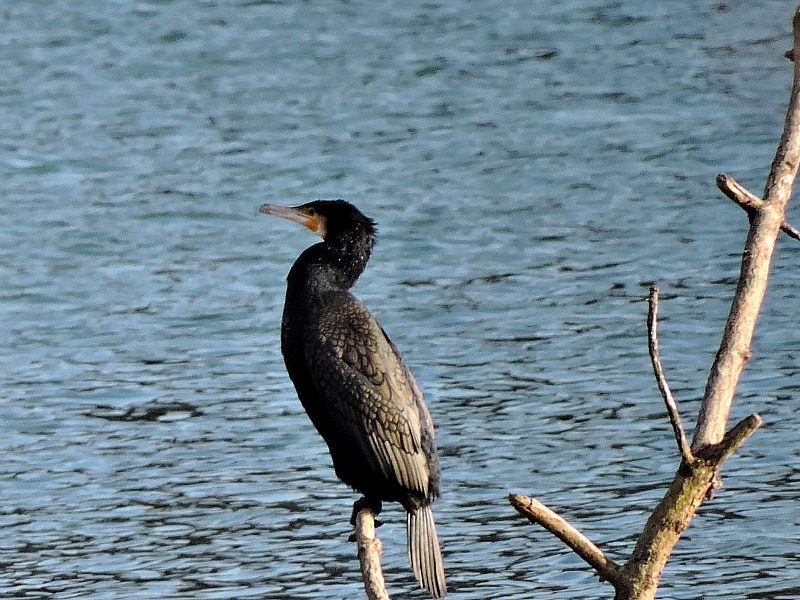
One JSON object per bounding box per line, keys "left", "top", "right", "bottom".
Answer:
{"left": 259, "top": 203, "right": 326, "bottom": 237}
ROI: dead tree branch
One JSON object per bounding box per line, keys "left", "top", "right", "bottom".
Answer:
{"left": 693, "top": 5, "right": 800, "bottom": 450}
{"left": 510, "top": 5, "right": 800, "bottom": 599}
{"left": 697, "top": 413, "right": 763, "bottom": 466}
{"left": 508, "top": 494, "right": 621, "bottom": 584}
{"left": 716, "top": 173, "right": 800, "bottom": 240}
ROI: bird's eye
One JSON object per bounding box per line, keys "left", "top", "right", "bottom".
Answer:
{"left": 306, "top": 208, "right": 317, "bottom": 216}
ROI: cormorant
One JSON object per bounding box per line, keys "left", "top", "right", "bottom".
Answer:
{"left": 259, "top": 199, "right": 446, "bottom": 597}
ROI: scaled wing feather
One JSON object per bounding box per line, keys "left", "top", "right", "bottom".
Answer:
{"left": 306, "top": 293, "right": 430, "bottom": 497}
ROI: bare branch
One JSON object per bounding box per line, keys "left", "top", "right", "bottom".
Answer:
{"left": 512, "top": 8, "right": 797, "bottom": 600}
{"left": 693, "top": 5, "right": 800, "bottom": 450}
{"left": 781, "top": 219, "right": 800, "bottom": 240}
{"left": 698, "top": 413, "right": 763, "bottom": 465}
{"left": 508, "top": 494, "right": 621, "bottom": 584}
{"left": 716, "top": 173, "right": 800, "bottom": 240}
{"left": 355, "top": 508, "right": 391, "bottom": 600}
{"left": 647, "top": 286, "right": 693, "bottom": 464}
{"left": 716, "top": 173, "right": 764, "bottom": 212}
{"left": 765, "top": 7, "right": 800, "bottom": 202}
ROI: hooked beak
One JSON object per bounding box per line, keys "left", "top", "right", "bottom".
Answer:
{"left": 259, "top": 203, "right": 307, "bottom": 225}
{"left": 259, "top": 203, "right": 325, "bottom": 237}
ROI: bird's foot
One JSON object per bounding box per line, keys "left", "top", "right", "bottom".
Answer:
{"left": 348, "top": 497, "right": 383, "bottom": 542}
{"left": 350, "top": 497, "right": 383, "bottom": 526}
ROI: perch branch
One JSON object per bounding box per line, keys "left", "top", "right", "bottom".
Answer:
{"left": 693, "top": 4, "right": 800, "bottom": 450}
{"left": 716, "top": 173, "right": 800, "bottom": 240}
{"left": 509, "top": 494, "right": 621, "bottom": 584}
{"left": 646, "top": 286, "right": 693, "bottom": 464}
{"left": 355, "top": 508, "right": 391, "bottom": 600}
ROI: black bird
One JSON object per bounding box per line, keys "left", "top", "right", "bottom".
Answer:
{"left": 259, "top": 199, "right": 446, "bottom": 597}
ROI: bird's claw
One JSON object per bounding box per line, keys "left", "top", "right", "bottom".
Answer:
{"left": 350, "top": 496, "right": 383, "bottom": 525}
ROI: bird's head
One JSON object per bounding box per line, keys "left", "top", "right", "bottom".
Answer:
{"left": 259, "top": 200, "right": 376, "bottom": 242}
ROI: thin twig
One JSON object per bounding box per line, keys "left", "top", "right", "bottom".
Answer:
{"left": 509, "top": 494, "right": 621, "bottom": 584}
{"left": 782, "top": 220, "right": 800, "bottom": 240}
{"left": 355, "top": 508, "right": 391, "bottom": 600}
{"left": 647, "top": 286, "right": 694, "bottom": 464}
{"left": 717, "top": 173, "right": 800, "bottom": 240}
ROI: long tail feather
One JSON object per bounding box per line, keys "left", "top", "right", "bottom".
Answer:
{"left": 407, "top": 505, "right": 446, "bottom": 597}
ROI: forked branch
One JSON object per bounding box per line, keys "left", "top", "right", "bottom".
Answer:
{"left": 716, "top": 173, "right": 800, "bottom": 240}
{"left": 510, "top": 5, "right": 800, "bottom": 600}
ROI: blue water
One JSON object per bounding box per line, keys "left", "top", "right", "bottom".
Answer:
{"left": 2, "top": 1, "right": 799, "bottom": 598}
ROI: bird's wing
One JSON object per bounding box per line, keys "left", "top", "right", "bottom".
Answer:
{"left": 305, "top": 292, "right": 430, "bottom": 497}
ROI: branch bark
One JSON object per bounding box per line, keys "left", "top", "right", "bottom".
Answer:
{"left": 355, "top": 508, "right": 391, "bottom": 600}
{"left": 510, "top": 5, "right": 800, "bottom": 599}
{"left": 716, "top": 173, "right": 800, "bottom": 240}
{"left": 508, "top": 494, "right": 621, "bottom": 584}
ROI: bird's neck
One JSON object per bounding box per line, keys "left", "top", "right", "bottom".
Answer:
{"left": 286, "top": 236, "right": 374, "bottom": 304}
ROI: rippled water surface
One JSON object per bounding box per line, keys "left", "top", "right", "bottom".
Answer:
{"left": 2, "top": 1, "right": 799, "bottom": 598}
